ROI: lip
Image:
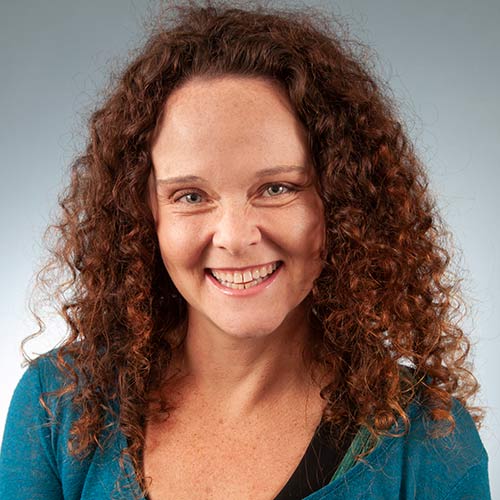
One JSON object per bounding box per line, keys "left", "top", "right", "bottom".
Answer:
{"left": 205, "top": 262, "right": 283, "bottom": 297}
{"left": 207, "top": 260, "right": 281, "bottom": 273}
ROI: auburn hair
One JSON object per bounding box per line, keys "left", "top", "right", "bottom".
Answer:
{"left": 26, "top": 0, "right": 481, "bottom": 496}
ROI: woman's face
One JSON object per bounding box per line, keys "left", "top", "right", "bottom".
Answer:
{"left": 150, "top": 75, "right": 325, "bottom": 340}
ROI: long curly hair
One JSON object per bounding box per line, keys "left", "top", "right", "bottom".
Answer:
{"left": 26, "top": 0, "right": 481, "bottom": 496}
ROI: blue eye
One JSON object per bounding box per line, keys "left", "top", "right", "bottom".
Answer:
{"left": 176, "top": 192, "right": 204, "bottom": 204}
{"left": 264, "top": 184, "right": 294, "bottom": 196}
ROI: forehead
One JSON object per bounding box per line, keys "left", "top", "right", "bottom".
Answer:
{"left": 161, "top": 75, "right": 296, "bottom": 124}
{"left": 150, "top": 76, "right": 311, "bottom": 176}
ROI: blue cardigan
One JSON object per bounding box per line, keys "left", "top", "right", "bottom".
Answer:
{"left": 0, "top": 353, "right": 491, "bottom": 499}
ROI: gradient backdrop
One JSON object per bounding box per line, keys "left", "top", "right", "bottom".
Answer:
{"left": 1, "top": 0, "right": 499, "bottom": 494}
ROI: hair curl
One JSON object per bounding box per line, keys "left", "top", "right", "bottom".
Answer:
{"left": 26, "top": 0, "right": 481, "bottom": 496}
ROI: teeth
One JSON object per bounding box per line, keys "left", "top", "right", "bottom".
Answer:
{"left": 245, "top": 277, "right": 263, "bottom": 289}
{"left": 211, "top": 262, "right": 280, "bottom": 289}
{"left": 211, "top": 262, "right": 279, "bottom": 284}
{"left": 216, "top": 276, "right": 265, "bottom": 290}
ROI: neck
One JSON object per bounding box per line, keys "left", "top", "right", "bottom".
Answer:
{"left": 169, "top": 304, "right": 321, "bottom": 421}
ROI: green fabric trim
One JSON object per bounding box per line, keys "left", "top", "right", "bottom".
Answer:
{"left": 330, "top": 426, "right": 374, "bottom": 483}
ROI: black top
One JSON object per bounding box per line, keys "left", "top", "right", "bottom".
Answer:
{"left": 273, "top": 419, "right": 353, "bottom": 500}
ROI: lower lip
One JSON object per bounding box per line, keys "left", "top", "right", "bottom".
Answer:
{"left": 205, "top": 264, "right": 282, "bottom": 297}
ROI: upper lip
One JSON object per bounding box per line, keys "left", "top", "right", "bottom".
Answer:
{"left": 207, "top": 260, "right": 281, "bottom": 273}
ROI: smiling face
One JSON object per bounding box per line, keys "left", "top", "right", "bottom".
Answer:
{"left": 149, "top": 75, "right": 325, "bottom": 340}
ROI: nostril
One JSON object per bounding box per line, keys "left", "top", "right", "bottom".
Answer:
{"left": 211, "top": 218, "right": 262, "bottom": 252}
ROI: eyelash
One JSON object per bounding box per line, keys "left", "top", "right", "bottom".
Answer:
{"left": 173, "top": 183, "right": 297, "bottom": 204}
{"left": 174, "top": 191, "right": 205, "bottom": 204}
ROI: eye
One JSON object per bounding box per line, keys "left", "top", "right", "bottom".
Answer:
{"left": 175, "top": 191, "right": 204, "bottom": 204}
{"left": 263, "top": 183, "right": 295, "bottom": 197}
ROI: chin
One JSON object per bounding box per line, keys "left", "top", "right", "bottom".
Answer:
{"left": 212, "top": 312, "right": 291, "bottom": 340}
{"left": 219, "top": 323, "right": 279, "bottom": 339}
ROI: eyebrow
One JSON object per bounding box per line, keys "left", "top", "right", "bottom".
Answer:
{"left": 155, "top": 165, "right": 307, "bottom": 187}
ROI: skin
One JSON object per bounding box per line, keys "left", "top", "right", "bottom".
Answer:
{"left": 148, "top": 75, "right": 326, "bottom": 420}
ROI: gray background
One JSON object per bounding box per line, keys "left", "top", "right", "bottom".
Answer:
{"left": 1, "top": 0, "right": 499, "bottom": 495}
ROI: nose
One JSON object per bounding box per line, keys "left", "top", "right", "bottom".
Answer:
{"left": 212, "top": 203, "right": 262, "bottom": 255}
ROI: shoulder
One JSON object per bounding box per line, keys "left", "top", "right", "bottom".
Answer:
{"left": 22, "top": 345, "right": 96, "bottom": 399}
{"left": 406, "top": 399, "right": 486, "bottom": 460}
{"left": 1, "top": 347, "right": 133, "bottom": 499}
{"left": 316, "top": 397, "right": 490, "bottom": 500}
{"left": 0, "top": 349, "right": 74, "bottom": 499}
{"left": 360, "top": 397, "right": 490, "bottom": 499}
{"left": 403, "top": 397, "right": 487, "bottom": 472}
{"left": 6, "top": 348, "right": 81, "bottom": 451}
{"left": 22, "top": 348, "right": 67, "bottom": 389}
{"left": 6, "top": 348, "right": 68, "bottom": 417}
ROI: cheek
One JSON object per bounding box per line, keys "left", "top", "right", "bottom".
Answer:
{"left": 156, "top": 217, "right": 207, "bottom": 273}
{"left": 299, "top": 212, "right": 324, "bottom": 255}
{"left": 284, "top": 198, "right": 325, "bottom": 287}
{"left": 283, "top": 198, "right": 325, "bottom": 260}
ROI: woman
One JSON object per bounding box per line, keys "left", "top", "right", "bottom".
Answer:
{"left": 0, "top": 1, "right": 490, "bottom": 499}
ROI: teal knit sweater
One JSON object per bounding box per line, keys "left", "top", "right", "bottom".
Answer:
{"left": 0, "top": 353, "right": 491, "bottom": 499}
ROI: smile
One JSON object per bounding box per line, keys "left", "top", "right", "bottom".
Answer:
{"left": 207, "top": 261, "right": 283, "bottom": 291}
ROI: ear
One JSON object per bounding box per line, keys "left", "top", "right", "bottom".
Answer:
{"left": 147, "top": 169, "right": 159, "bottom": 225}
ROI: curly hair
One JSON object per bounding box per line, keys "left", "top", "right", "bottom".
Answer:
{"left": 25, "top": 0, "right": 481, "bottom": 496}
